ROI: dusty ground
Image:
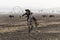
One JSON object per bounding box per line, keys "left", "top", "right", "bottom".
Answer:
{"left": 0, "top": 12, "right": 60, "bottom": 40}
{"left": 0, "top": 31, "right": 60, "bottom": 40}
{"left": 0, "top": 21, "right": 60, "bottom": 40}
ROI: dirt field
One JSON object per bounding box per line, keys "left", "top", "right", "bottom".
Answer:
{"left": 0, "top": 22, "right": 60, "bottom": 40}
{"left": 0, "top": 31, "right": 60, "bottom": 40}
{"left": 0, "top": 28, "right": 59, "bottom": 40}
{"left": 0, "top": 14, "right": 60, "bottom": 40}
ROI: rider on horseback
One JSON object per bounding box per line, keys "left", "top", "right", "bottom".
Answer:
{"left": 22, "top": 9, "right": 37, "bottom": 33}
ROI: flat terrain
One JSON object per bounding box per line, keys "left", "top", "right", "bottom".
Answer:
{"left": 0, "top": 21, "right": 60, "bottom": 40}
{"left": 0, "top": 31, "right": 60, "bottom": 40}
{"left": 0, "top": 14, "right": 60, "bottom": 40}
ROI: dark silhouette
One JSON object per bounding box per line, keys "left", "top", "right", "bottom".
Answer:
{"left": 49, "top": 15, "right": 55, "bottom": 17}
{"left": 42, "top": 15, "right": 47, "bottom": 18}
{"left": 20, "top": 16, "right": 21, "bottom": 18}
{"left": 22, "top": 9, "right": 37, "bottom": 33}
{"left": 9, "top": 15, "right": 14, "bottom": 18}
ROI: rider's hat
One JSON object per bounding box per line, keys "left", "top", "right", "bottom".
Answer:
{"left": 25, "top": 9, "right": 30, "bottom": 12}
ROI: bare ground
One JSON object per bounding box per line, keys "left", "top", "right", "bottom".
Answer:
{"left": 0, "top": 21, "right": 60, "bottom": 40}
{"left": 0, "top": 20, "right": 60, "bottom": 40}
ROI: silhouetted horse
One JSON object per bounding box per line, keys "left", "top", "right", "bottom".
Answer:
{"left": 42, "top": 15, "right": 47, "bottom": 18}
{"left": 49, "top": 15, "right": 55, "bottom": 17}
{"left": 9, "top": 15, "right": 14, "bottom": 18}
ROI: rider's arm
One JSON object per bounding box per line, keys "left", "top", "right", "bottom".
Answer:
{"left": 22, "top": 13, "right": 27, "bottom": 16}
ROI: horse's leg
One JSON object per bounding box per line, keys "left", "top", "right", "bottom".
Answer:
{"left": 33, "top": 17, "right": 38, "bottom": 28}
{"left": 30, "top": 25, "right": 33, "bottom": 30}
{"left": 27, "top": 21, "right": 31, "bottom": 33}
{"left": 28, "top": 26, "right": 31, "bottom": 33}
{"left": 30, "top": 21, "right": 34, "bottom": 31}
{"left": 27, "top": 18, "right": 34, "bottom": 33}
{"left": 35, "top": 21, "right": 37, "bottom": 28}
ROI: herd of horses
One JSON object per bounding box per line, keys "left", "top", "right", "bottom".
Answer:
{"left": 9, "top": 15, "right": 55, "bottom": 18}
{"left": 42, "top": 15, "right": 55, "bottom": 18}
{"left": 8, "top": 14, "right": 55, "bottom": 33}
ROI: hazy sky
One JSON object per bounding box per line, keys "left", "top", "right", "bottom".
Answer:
{"left": 0, "top": 0, "right": 60, "bottom": 9}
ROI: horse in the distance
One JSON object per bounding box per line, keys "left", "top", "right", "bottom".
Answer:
{"left": 9, "top": 15, "right": 14, "bottom": 18}
{"left": 42, "top": 15, "right": 47, "bottom": 18}
{"left": 49, "top": 15, "right": 55, "bottom": 17}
